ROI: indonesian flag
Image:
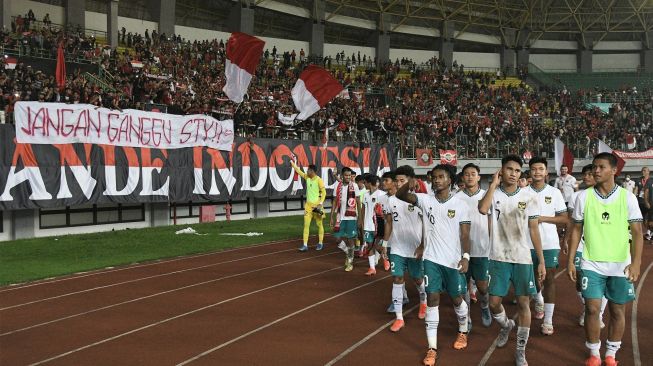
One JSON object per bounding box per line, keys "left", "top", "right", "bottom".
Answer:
{"left": 554, "top": 137, "right": 574, "bottom": 175}
{"left": 292, "top": 65, "right": 343, "bottom": 120}
{"left": 56, "top": 42, "right": 66, "bottom": 91}
{"left": 4, "top": 56, "right": 17, "bottom": 69}
{"left": 416, "top": 148, "right": 433, "bottom": 166}
{"left": 439, "top": 149, "right": 457, "bottom": 166}
{"left": 598, "top": 139, "right": 626, "bottom": 175}
{"left": 626, "top": 134, "right": 637, "bottom": 150}
{"left": 130, "top": 60, "right": 143, "bottom": 68}
{"left": 223, "top": 32, "right": 265, "bottom": 103}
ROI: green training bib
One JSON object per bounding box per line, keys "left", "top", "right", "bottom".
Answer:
{"left": 583, "top": 188, "right": 630, "bottom": 262}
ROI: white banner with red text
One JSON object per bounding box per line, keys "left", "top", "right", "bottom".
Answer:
{"left": 14, "top": 101, "right": 234, "bottom": 151}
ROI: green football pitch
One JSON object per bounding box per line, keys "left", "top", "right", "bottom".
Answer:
{"left": 0, "top": 215, "right": 322, "bottom": 286}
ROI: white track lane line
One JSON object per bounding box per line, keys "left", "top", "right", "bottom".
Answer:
{"left": 175, "top": 274, "right": 392, "bottom": 366}
{"left": 27, "top": 258, "right": 359, "bottom": 366}
{"left": 1, "top": 235, "right": 323, "bottom": 292}
{"left": 632, "top": 261, "right": 653, "bottom": 366}
{"left": 323, "top": 304, "right": 420, "bottom": 366}
{"left": 1, "top": 247, "right": 307, "bottom": 311}
{"left": 1, "top": 251, "right": 339, "bottom": 337}
{"left": 477, "top": 268, "right": 567, "bottom": 366}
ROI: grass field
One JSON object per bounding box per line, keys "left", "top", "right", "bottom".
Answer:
{"left": 0, "top": 216, "right": 313, "bottom": 286}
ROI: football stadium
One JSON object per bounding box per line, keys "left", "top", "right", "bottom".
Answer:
{"left": 0, "top": 0, "right": 652, "bottom": 364}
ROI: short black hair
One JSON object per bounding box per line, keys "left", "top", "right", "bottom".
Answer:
{"left": 462, "top": 163, "right": 480, "bottom": 174}
{"left": 366, "top": 175, "right": 379, "bottom": 185}
{"left": 307, "top": 164, "right": 317, "bottom": 172}
{"left": 341, "top": 167, "right": 353, "bottom": 174}
{"left": 594, "top": 152, "right": 618, "bottom": 168}
{"left": 581, "top": 164, "right": 594, "bottom": 174}
{"left": 355, "top": 174, "right": 365, "bottom": 183}
{"left": 528, "top": 156, "right": 548, "bottom": 168}
{"left": 432, "top": 164, "right": 457, "bottom": 182}
{"left": 382, "top": 171, "right": 396, "bottom": 180}
{"left": 501, "top": 154, "right": 523, "bottom": 167}
{"left": 394, "top": 165, "right": 415, "bottom": 178}
{"left": 521, "top": 170, "right": 530, "bottom": 179}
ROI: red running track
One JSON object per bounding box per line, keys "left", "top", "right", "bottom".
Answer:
{"left": 1, "top": 236, "right": 651, "bottom": 366}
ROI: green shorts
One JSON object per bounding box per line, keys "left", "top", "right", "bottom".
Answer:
{"left": 334, "top": 220, "right": 358, "bottom": 239}
{"left": 363, "top": 231, "right": 375, "bottom": 244}
{"left": 390, "top": 254, "right": 424, "bottom": 279}
{"left": 465, "top": 257, "right": 489, "bottom": 282}
{"left": 488, "top": 260, "right": 537, "bottom": 297}
{"left": 531, "top": 249, "right": 560, "bottom": 269}
{"left": 574, "top": 251, "right": 583, "bottom": 271}
{"left": 423, "top": 260, "right": 467, "bottom": 297}
{"left": 581, "top": 269, "right": 636, "bottom": 305}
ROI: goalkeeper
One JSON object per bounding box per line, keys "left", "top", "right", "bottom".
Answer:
{"left": 291, "top": 158, "right": 327, "bottom": 252}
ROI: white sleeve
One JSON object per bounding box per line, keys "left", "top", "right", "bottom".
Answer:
{"left": 572, "top": 191, "right": 585, "bottom": 222}
{"left": 526, "top": 194, "right": 539, "bottom": 219}
{"left": 627, "top": 192, "right": 644, "bottom": 222}
{"left": 553, "top": 189, "right": 567, "bottom": 214}
{"left": 458, "top": 202, "right": 470, "bottom": 225}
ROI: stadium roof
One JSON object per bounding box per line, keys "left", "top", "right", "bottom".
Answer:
{"left": 90, "top": 0, "right": 653, "bottom": 46}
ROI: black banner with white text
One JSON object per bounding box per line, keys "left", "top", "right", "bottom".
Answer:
{"left": 0, "top": 125, "right": 395, "bottom": 210}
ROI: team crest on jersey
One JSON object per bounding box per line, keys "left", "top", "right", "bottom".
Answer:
{"left": 545, "top": 196, "right": 552, "bottom": 204}
{"left": 447, "top": 209, "right": 456, "bottom": 218}
{"left": 372, "top": 197, "right": 376, "bottom": 203}
{"left": 408, "top": 205, "right": 415, "bottom": 212}
{"left": 518, "top": 202, "right": 527, "bottom": 210}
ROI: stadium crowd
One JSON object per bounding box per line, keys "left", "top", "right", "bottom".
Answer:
{"left": 1, "top": 9, "right": 652, "bottom": 159}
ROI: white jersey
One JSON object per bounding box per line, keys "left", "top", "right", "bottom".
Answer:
{"left": 488, "top": 186, "right": 540, "bottom": 264}
{"left": 568, "top": 190, "right": 585, "bottom": 252}
{"left": 337, "top": 182, "right": 361, "bottom": 221}
{"left": 527, "top": 184, "right": 567, "bottom": 250}
{"left": 386, "top": 195, "right": 423, "bottom": 258}
{"left": 555, "top": 175, "right": 577, "bottom": 203}
{"left": 572, "top": 186, "right": 643, "bottom": 277}
{"left": 622, "top": 179, "right": 636, "bottom": 194}
{"left": 363, "top": 189, "right": 385, "bottom": 231}
{"left": 455, "top": 188, "right": 490, "bottom": 258}
{"left": 415, "top": 193, "right": 470, "bottom": 269}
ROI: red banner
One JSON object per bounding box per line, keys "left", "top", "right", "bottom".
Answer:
{"left": 439, "top": 149, "right": 458, "bottom": 166}
{"left": 416, "top": 149, "right": 433, "bottom": 166}
{"left": 613, "top": 148, "right": 653, "bottom": 159}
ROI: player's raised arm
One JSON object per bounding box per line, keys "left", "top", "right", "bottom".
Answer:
{"left": 395, "top": 177, "right": 417, "bottom": 205}
{"left": 479, "top": 170, "right": 500, "bottom": 215}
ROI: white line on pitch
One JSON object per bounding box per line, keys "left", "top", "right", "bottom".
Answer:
{"left": 477, "top": 268, "right": 567, "bottom": 366}
{"left": 324, "top": 304, "right": 419, "bottom": 366}
{"left": 0, "top": 235, "right": 315, "bottom": 293}
{"left": 2, "top": 251, "right": 339, "bottom": 336}
{"left": 175, "top": 274, "right": 392, "bottom": 366}
{"left": 1, "top": 246, "right": 306, "bottom": 311}
{"left": 27, "top": 259, "right": 355, "bottom": 366}
{"left": 632, "top": 261, "right": 653, "bottom": 366}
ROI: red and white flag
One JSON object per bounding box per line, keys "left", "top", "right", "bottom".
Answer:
{"left": 223, "top": 32, "right": 265, "bottom": 103}
{"left": 626, "top": 134, "right": 637, "bottom": 150}
{"left": 598, "top": 139, "right": 626, "bottom": 175}
{"left": 439, "top": 149, "right": 457, "bottom": 166}
{"left": 292, "top": 65, "right": 343, "bottom": 120}
{"left": 130, "top": 60, "right": 143, "bottom": 68}
{"left": 554, "top": 137, "right": 574, "bottom": 175}
{"left": 4, "top": 56, "right": 17, "bottom": 70}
